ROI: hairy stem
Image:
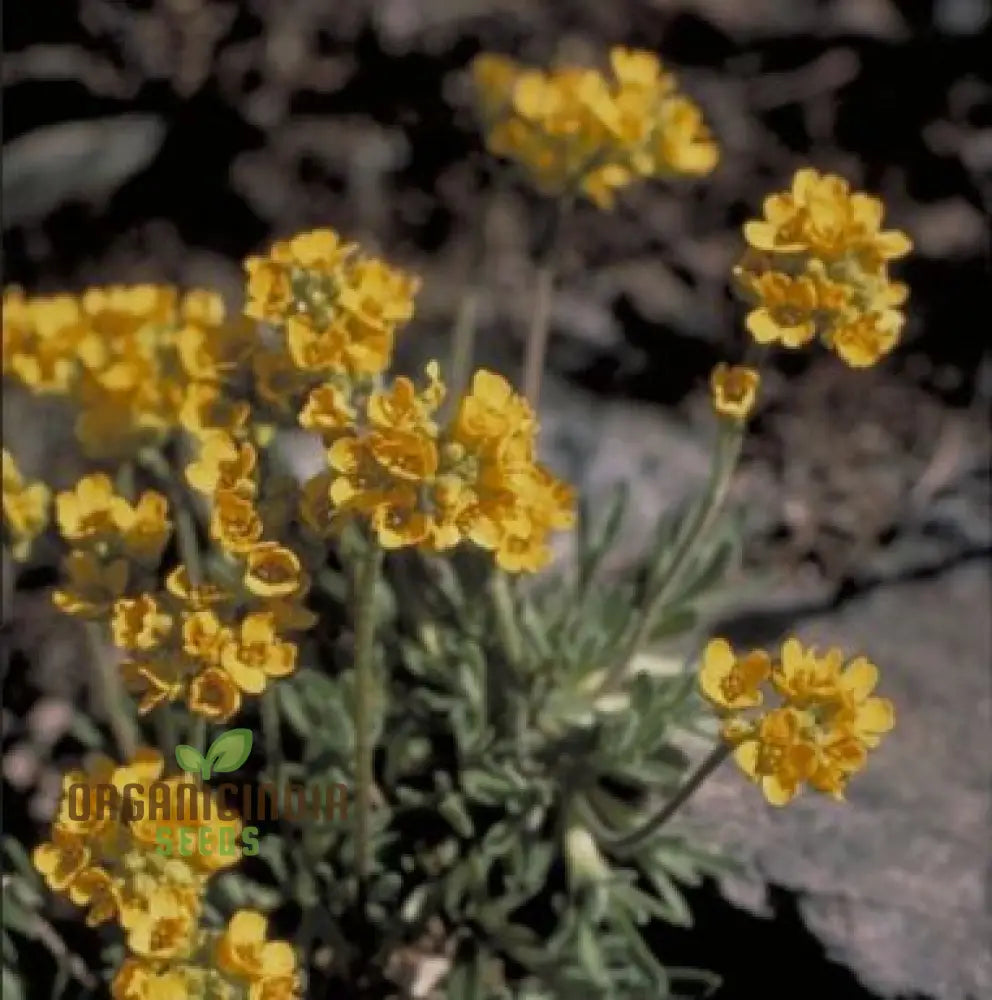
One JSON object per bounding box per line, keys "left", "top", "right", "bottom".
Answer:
{"left": 606, "top": 743, "right": 731, "bottom": 855}
{"left": 352, "top": 540, "right": 383, "bottom": 883}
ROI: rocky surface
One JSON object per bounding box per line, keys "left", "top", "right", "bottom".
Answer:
{"left": 682, "top": 560, "right": 992, "bottom": 1000}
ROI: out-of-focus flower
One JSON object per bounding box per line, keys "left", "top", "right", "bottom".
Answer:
{"left": 471, "top": 46, "right": 718, "bottom": 209}
{"left": 709, "top": 364, "right": 760, "bottom": 421}
{"left": 1, "top": 448, "right": 50, "bottom": 560}
{"left": 735, "top": 169, "right": 911, "bottom": 367}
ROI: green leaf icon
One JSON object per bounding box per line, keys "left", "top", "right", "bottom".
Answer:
{"left": 202, "top": 728, "right": 253, "bottom": 779}
{"left": 175, "top": 744, "right": 205, "bottom": 775}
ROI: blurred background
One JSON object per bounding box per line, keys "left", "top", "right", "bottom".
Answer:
{"left": 2, "top": 2, "right": 990, "bottom": 999}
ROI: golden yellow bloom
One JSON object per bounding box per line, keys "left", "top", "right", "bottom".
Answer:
{"left": 165, "top": 565, "right": 230, "bottom": 610}
{"left": 243, "top": 542, "right": 305, "bottom": 599}
{"left": 244, "top": 227, "right": 419, "bottom": 378}
{"left": 67, "top": 865, "right": 121, "bottom": 926}
{"left": 299, "top": 382, "right": 356, "bottom": 439}
{"left": 188, "top": 666, "right": 242, "bottom": 722}
{"left": 472, "top": 47, "right": 718, "bottom": 208}
{"left": 736, "top": 169, "right": 911, "bottom": 366}
{"left": 220, "top": 613, "right": 297, "bottom": 693}
{"left": 216, "top": 910, "right": 299, "bottom": 987}
{"left": 32, "top": 829, "right": 90, "bottom": 892}
{"left": 179, "top": 381, "right": 251, "bottom": 440}
{"left": 181, "top": 609, "right": 231, "bottom": 664}
{"left": 699, "top": 639, "right": 771, "bottom": 711}
{"left": 729, "top": 707, "right": 818, "bottom": 806}
{"left": 118, "top": 881, "right": 200, "bottom": 960}
{"left": 56, "top": 474, "right": 128, "bottom": 546}
{"left": 53, "top": 550, "right": 129, "bottom": 618}
{"left": 1, "top": 448, "right": 50, "bottom": 560}
{"left": 210, "top": 489, "right": 265, "bottom": 554}
{"left": 111, "top": 595, "right": 173, "bottom": 651}
{"left": 710, "top": 363, "right": 760, "bottom": 421}
{"left": 707, "top": 637, "right": 896, "bottom": 804}
{"left": 186, "top": 431, "right": 257, "bottom": 497}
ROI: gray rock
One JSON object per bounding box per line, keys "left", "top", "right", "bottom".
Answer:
{"left": 682, "top": 561, "right": 992, "bottom": 1000}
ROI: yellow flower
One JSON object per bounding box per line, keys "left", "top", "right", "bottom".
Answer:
{"left": 243, "top": 543, "right": 305, "bottom": 599}
{"left": 55, "top": 474, "right": 128, "bottom": 546}
{"left": 53, "top": 550, "right": 129, "bottom": 618}
{"left": 699, "top": 639, "right": 771, "bottom": 711}
{"left": 181, "top": 609, "right": 231, "bottom": 664}
{"left": 185, "top": 431, "right": 257, "bottom": 496}
{"left": 32, "top": 830, "right": 90, "bottom": 892}
{"left": 1, "top": 449, "right": 50, "bottom": 560}
{"left": 189, "top": 666, "right": 242, "bottom": 721}
{"left": 244, "top": 227, "right": 418, "bottom": 378}
{"left": 729, "top": 707, "right": 818, "bottom": 806}
{"left": 220, "top": 613, "right": 297, "bottom": 693}
{"left": 744, "top": 168, "right": 912, "bottom": 265}
{"left": 111, "top": 595, "right": 173, "bottom": 651}
{"left": 179, "top": 381, "right": 251, "bottom": 440}
{"left": 827, "top": 311, "right": 902, "bottom": 368}
{"left": 165, "top": 565, "right": 230, "bottom": 609}
{"left": 123, "top": 491, "right": 172, "bottom": 565}
{"left": 216, "top": 910, "right": 298, "bottom": 984}
{"left": 210, "top": 489, "right": 264, "bottom": 554}
{"left": 736, "top": 169, "right": 911, "bottom": 366}
{"left": 299, "top": 382, "right": 356, "bottom": 439}
{"left": 710, "top": 363, "right": 760, "bottom": 421}
{"left": 472, "top": 47, "right": 718, "bottom": 208}
{"left": 67, "top": 865, "right": 121, "bottom": 926}
{"left": 119, "top": 882, "right": 200, "bottom": 960}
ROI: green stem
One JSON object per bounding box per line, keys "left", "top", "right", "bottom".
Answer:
{"left": 173, "top": 501, "right": 203, "bottom": 588}
{"left": 352, "top": 540, "right": 383, "bottom": 883}
{"left": 449, "top": 284, "right": 481, "bottom": 404}
{"left": 188, "top": 716, "right": 207, "bottom": 756}
{"left": 522, "top": 197, "right": 570, "bottom": 408}
{"left": 491, "top": 571, "right": 523, "bottom": 667}
{"left": 261, "top": 687, "right": 283, "bottom": 789}
{"left": 154, "top": 708, "right": 177, "bottom": 758}
{"left": 606, "top": 743, "right": 731, "bottom": 856}
{"left": 598, "top": 424, "right": 743, "bottom": 695}
{"left": 85, "top": 622, "right": 138, "bottom": 760}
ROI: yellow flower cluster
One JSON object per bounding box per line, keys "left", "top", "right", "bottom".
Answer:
{"left": 1, "top": 286, "right": 255, "bottom": 458}
{"left": 32, "top": 749, "right": 237, "bottom": 953}
{"left": 32, "top": 749, "right": 299, "bottom": 999}
{"left": 113, "top": 910, "right": 300, "bottom": 1000}
{"left": 172, "top": 431, "right": 316, "bottom": 719}
{"left": 472, "top": 47, "right": 719, "bottom": 208}
{"left": 735, "top": 169, "right": 912, "bottom": 367}
{"left": 2, "top": 448, "right": 50, "bottom": 561}
{"left": 699, "top": 638, "right": 895, "bottom": 804}
{"left": 245, "top": 228, "right": 419, "bottom": 390}
{"left": 300, "top": 365, "right": 575, "bottom": 572}
{"left": 52, "top": 474, "right": 171, "bottom": 618}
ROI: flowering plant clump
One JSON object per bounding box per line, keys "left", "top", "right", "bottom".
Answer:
{"left": 2, "top": 43, "right": 913, "bottom": 1000}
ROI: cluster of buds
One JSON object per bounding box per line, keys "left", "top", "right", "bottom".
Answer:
{"left": 472, "top": 46, "right": 719, "bottom": 208}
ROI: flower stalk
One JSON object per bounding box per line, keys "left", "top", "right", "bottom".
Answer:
{"left": 606, "top": 742, "right": 731, "bottom": 855}
{"left": 522, "top": 197, "right": 571, "bottom": 408}
{"left": 352, "top": 539, "right": 383, "bottom": 883}
{"left": 86, "top": 620, "right": 138, "bottom": 760}
{"left": 598, "top": 422, "right": 744, "bottom": 696}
